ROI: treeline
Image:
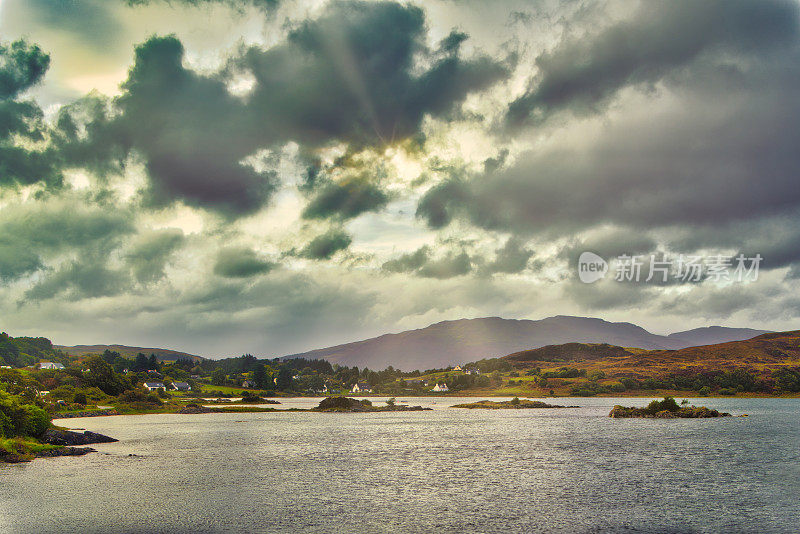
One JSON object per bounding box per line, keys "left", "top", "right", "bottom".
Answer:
{"left": 565, "top": 367, "right": 800, "bottom": 396}
{"left": 0, "top": 370, "right": 52, "bottom": 440}
{"left": 0, "top": 333, "right": 69, "bottom": 368}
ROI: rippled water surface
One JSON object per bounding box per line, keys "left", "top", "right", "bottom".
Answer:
{"left": 2, "top": 397, "right": 799, "bottom": 533}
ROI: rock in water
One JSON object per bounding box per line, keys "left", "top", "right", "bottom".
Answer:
{"left": 41, "top": 428, "right": 118, "bottom": 445}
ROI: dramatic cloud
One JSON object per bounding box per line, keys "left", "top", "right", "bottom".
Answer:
{"left": 59, "top": 36, "right": 278, "bottom": 215}
{"left": 0, "top": 39, "right": 50, "bottom": 99}
{"left": 302, "top": 175, "right": 389, "bottom": 220}
{"left": 300, "top": 229, "right": 352, "bottom": 260}
{"left": 480, "top": 237, "right": 534, "bottom": 275}
{"left": 55, "top": 1, "right": 509, "bottom": 217}
{"left": 383, "top": 246, "right": 472, "bottom": 279}
{"left": 0, "top": 199, "right": 133, "bottom": 281}
{"left": 213, "top": 246, "right": 275, "bottom": 278}
{"left": 235, "top": 0, "right": 510, "bottom": 148}
{"left": 24, "top": 260, "right": 130, "bottom": 302}
{"left": 419, "top": 68, "right": 800, "bottom": 237}
{"left": 126, "top": 0, "right": 279, "bottom": 11}
{"left": 0, "top": 39, "right": 61, "bottom": 189}
{"left": 506, "top": 0, "right": 800, "bottom": 127}
{"left": 125, "top": 228, "right": 185, "bottom": 283}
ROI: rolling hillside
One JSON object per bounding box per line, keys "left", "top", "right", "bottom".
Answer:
{"left": 500, "top": 331, "right": 800, "bottom": 377}
{"left": 56, "top": 344, "right": 203, "bottom": 362}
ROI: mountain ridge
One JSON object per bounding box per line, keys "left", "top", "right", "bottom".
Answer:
{"left": 284, "top": 315, "right": 771, "bottom": 371}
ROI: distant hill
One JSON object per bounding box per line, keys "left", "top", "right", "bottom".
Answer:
{"left": 500, "top": 330, "right": 800, "bottom": 377}
{"left": 56, "top": 344, "right": 203, "bottom": 363}
{"left": 284, "top": 315, "right": 770, "bottom": 371}
{"left": 666, "top": 326, "right": 770, "bottom": 347}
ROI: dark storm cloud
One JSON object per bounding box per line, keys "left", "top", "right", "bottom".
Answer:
{"left": 301, "top": 175, "right": 389, "bottom": 220}
{"left": 418, "top": 251, "right": 472, "bottom": 279}
{"left": 0, "top": 39, "right": 50, "bottom": 100}
{"left": 113, "top": 36, "right": 276, "bottom": 214}
{"left": 382, "top": 246, "right": 473, "bottom": 279}
{"left": 0, "top": 201, "right": 133, "bottom": 281}
{"left": 506, "top": 0, "right": 800, "bottom": 127}
{"left": 234, "top": 1, "right": 510, "bottom": 147}
{"left": 0, "top": 39, "right": 61, "bottom": 189}
{"left": 126, "top": 0, "right": 279, "bottom": 11}
{"left": 383, "top": 246, "right": 430, "bottom": 273}
{"left": 213, "top": 246, "right": 275, "bottom": 278}
{"left": 299, "top": 229, "right": 352, "bottom": 260}
{"left": 57, "top": 1, "right": 509, "bottom": 217}
{"left": 480, "top": 237, "right": 534, "bottom": 275}
{"left": 23, "top": 259, "right": 130, "bottom": 302}
{"left": 125, "top": 228, "right": 185, "bottom": 283}
{"left": 419, "top": 55, "right": 800, "bottom": 238}
{"left": 561, "top": 230, "right": 657, "bottom": 268}
{"left": 26, "top": 0, "right": 122, "bottom": 48}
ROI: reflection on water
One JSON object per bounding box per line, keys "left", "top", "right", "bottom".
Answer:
{"left": 1, "top": 397, "right": 799, "bottom": 533}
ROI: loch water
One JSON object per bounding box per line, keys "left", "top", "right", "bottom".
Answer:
{"left": 2, "top": 397, "right": 799, "bottom": 533}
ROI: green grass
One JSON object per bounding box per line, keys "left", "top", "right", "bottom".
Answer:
{"left": 0, "top": 437, "right": 60, "bottom": 461}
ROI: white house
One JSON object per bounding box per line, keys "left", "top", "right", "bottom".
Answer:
{"left": 39, "top": 362, "right": 65, "bottom": 370}
{"left": 143, "top": 382, "right": 165, "bottom": 391}
{"left": 465, "top": 368, "right": 480, "bottom": 375}
{"left": 351, "top": 383, "right": 372, "bottom": 393}
{"left": 431, "top": 383, "right": 449, "bottom": 392}
{"left": 171, "top": 382, "right": 191, "bottom": 391}
{"left": 241, "top": 379, "right": 256, "bottom": 388}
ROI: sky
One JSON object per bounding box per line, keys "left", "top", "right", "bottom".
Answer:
{"left": 1, "top": 0, "right": 799, "bottom": 359}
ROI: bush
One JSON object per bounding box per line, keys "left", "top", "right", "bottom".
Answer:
{"left": 118, "top": 390, "right": 163, "bottom": 405}
{"left": 73, "top": 392, "right": 87, "bottom": 405}
{"left": 643, "top": 396, "right": 680, "bottom": 415}
{"left": 699, "top": 386, "right": 711, "bottom": 396}
{"left": 0, "top": 392, "right": 51, "bottom": 438}
{"left": 240, "top": 391, "right": 262, "bottom": 402}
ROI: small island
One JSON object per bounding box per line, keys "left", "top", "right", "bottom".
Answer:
{"left": 312, "top": 397, "right": 430, "bottom": 412}
{"left": 609, "top": 397, "right": 731, "bottom": 418}
{"left": 451, "top": 397, "right": 572, "bottom": 409}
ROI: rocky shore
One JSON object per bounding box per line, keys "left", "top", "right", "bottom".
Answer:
{"left": 41, "top": 428, "right": 118, "bottom": 446}
{"left": 1, "top": 428, "right": 118, "bottom": 464}
{"left": 51, "top": 409, "right": 119, "bottom": 419}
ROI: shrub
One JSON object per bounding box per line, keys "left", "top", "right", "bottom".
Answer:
{"left": 643, "top": 396, "right": 680, "bottom": 415}
{"left": 73, "top": 392, "right": 87, "bottom": 405}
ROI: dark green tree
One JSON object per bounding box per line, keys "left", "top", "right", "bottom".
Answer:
{"left": 211, "top": 368, "right": 226, "bottom": 386}
{"left": 253, "top": 364, "right": 267, "bottom": 389}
